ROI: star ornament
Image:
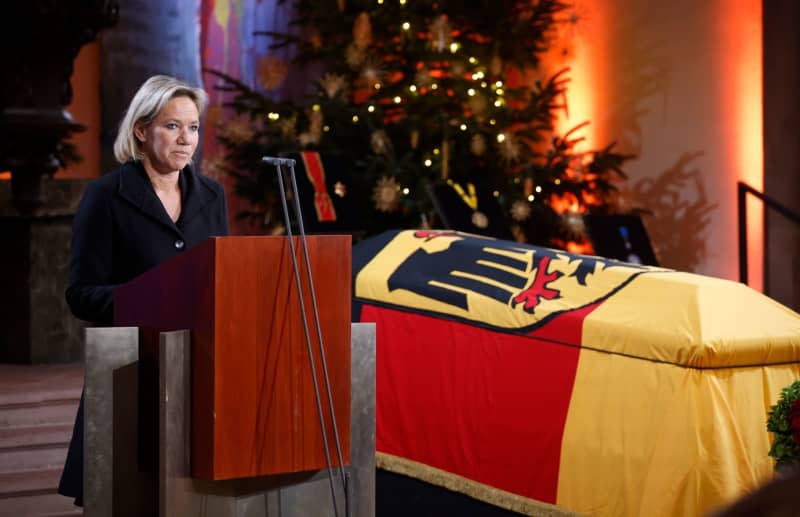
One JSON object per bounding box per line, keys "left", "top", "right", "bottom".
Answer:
{"left": 372, "top": 176, "right": 400, "bottom": 212}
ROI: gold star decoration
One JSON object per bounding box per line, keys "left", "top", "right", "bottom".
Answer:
{"left": 319, "top": 73, "right": 348, "bottom": 99}
{"left": 346, "top": 43, "right": 366, "bottom": 68}
{"left": 372, "top": 176, "right": 400, "bottom": 212}
{"left": 370, "top": 129, "right": 392, "bottom": 155}
{"left": 511, "top": 200, "right": 532, "bottom": 221}
{"left": 352, "top": 12, "right": 373, "bottom": 49}
{"left": 497, "top": 132, "right": 521, "bottom": 164}
{"left": 470, "top": 133, "right": 487, "bottom": 156}
{"left": 428, "top": 15, "right": 453, "bottom": 53}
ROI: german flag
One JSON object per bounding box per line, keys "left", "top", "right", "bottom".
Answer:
{"left": 353, "top": 230, "right": 800, "bottom": 516}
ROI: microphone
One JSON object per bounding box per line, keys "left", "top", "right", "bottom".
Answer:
{"left": 262, "top": 156, "right": 296, "bottom": 167}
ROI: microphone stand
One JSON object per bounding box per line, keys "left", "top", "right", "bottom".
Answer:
{"left": 262, "top": 156, "right": 349, "bottom": 517}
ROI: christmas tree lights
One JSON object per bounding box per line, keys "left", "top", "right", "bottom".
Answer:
{"left": 209, "top": 0, "right": 632, "bottom": 245}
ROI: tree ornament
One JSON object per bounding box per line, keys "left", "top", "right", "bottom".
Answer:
{"left": 346, "top": 43, "right": 366, "bottom": 68}
{"left": 470, "top": 133, "right": 487, "bottom": 156}
{"left": 360, "top": 54, "right": 385, "bottom": 86}
{"left": 428, "top": 15, "right": 452, "bottom": 53}
{"left": 320, "top": 72, "right": 348, "bottom": 98}
{"left": 467, "top": 94, "right": 489, "bottom": 119}
{"left": 490, "top": 54, "right": 503, "bottom": 76}
{"left": 370, "top": 129, "right": 392, "bottom": 155}
{"left": 372, "top": 176, "right": 401, "bottom": 212}
{"left": 449, "top": 180, "right": 489, "bottom": 229}
{"left": 353, "top": 12, "right": 373, "bottom": 49}
{"left": 497, "top": 132, "right": 521, "bottom": 163}
{"left": 410, "top": 130, "right": 419, "bottom": 149}
{"left": 523, "top": 177, "right": 534, "bottom": 196}
{"left": 511, "top": 200, "right": 532, "bottom": 221}
{"left": 256, "top": 54, "right": 288, "bottom": 91}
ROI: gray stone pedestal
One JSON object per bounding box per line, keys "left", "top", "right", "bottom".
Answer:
{"left": 84, "top": 323, "right": 376, "bottom": 517}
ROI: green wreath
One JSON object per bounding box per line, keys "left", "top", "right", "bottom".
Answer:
{"left": 766, "top": 380, "right": 800, "bottom": 468}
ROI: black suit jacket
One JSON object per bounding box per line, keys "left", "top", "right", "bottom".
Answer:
{"left": 58, "top": 160, "right": 229, "bottom": 504}
{"left": 66, "top": 160, "right": 229, "bottom": 325}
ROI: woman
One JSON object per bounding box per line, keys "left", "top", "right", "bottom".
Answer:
{"left": 58, "top": 75, "right": 229, "bottom": 506}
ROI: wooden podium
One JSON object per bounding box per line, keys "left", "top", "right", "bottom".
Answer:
{"left": 82, "top": 236, "right": 373, "bottom": 516}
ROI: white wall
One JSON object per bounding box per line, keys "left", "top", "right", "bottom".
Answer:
{"left": 550, "top": 0, "right": 762, "bottom": 285}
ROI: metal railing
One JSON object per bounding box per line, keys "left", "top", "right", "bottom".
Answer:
{"left": 737, "top": 181, "right": 800, "bottom": 285}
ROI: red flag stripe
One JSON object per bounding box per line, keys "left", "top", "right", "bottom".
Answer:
{"left": 364, "top": 302, "right": 600, "bottom": 503}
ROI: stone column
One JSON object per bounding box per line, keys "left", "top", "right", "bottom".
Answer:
{"left": 0, "top": 179, "right": 89, "bottom": 363}
{"left": 0, "top": 2, "right": 118, "bottom": 363}
{"left": 99, "top": 0, "right": 203, "bottom": 172}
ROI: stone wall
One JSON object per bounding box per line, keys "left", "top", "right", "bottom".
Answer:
{"left": 0, "top": 179, "right": 87, "bottom": 363}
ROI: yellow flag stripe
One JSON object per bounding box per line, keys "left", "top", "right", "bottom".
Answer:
{"left": 557, "top": 347, "right": 800, "bottom": 516}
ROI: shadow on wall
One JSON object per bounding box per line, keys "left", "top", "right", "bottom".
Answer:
{"left": 630, "top": 151, "right": 717, "bottom": 272}
{"left": 596, "top": 3, "right": 719, "bottom": 273}
{"left": 602, "top": 2, "right": 672, "bottom": 157}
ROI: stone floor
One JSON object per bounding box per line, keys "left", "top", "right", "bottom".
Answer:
{"left": 0, "top": 363, "right": 83, "bottom": 516}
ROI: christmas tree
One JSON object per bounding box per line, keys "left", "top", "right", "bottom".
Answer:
{"left": 209, "top": 0, "right": 631, "bottom": 247}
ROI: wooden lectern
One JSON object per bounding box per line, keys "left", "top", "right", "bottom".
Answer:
{"left": 113, "top": 235, "right": 352, "bottom": 481}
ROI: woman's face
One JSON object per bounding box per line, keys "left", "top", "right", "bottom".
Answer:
{"left": 135, "top": 96, "right": 200, "bottom": 175}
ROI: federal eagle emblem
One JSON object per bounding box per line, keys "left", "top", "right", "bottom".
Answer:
{"left": 355, "top": 230, "right": 663, "bottom": 332}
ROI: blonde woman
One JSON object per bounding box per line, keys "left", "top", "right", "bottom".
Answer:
{"left": 59, "top": 75, "right": 228, "bottom": 506}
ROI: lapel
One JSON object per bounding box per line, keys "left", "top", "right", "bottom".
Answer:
{"left": 116, "top": 161, "right": 218, "bottom": 233}
{"left": 179, "top": 164, "right": 218, "bottom": 224}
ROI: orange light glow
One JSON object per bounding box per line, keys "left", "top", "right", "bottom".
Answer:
{"left": 546, "top": 4, "right": 605, "bottom": 151}
{"left": 0, "top": 171, "right": 10, "bottom": 180}
{"left": 718, "top": 0, "right": 763, "bottom": 290}
{"left": 59, "top": 42, "right": 101, "bottom": 179}
{"left": 566, "top": 240, "right": 594, "bottom": 255}
{"left": 549, "top": 192, "right": 584, "bottom": 214}
{"left": 543, "top": 1, "right": 763, "bottom": 286}
{"left": 551, "top": 237, "right": 594, "bottom": 255}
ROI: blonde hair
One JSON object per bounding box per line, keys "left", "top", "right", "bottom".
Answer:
{"left": 113, "top": 75, "right": 208, "bottom": 163}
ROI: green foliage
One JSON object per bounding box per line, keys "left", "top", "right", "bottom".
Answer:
{"left": 767, "top": 380, "right": 800, "bottom": 466}
{"left": 209, "top": 0, "right": 633, "bottom": 242}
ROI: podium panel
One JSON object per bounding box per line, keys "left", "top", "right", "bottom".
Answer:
{"left": 114, "top": 236, "right": 352, "bottom": 480}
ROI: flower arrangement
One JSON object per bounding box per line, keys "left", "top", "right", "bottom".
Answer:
{"left": 766, "top": 380, "right": 800, "bottom": 469}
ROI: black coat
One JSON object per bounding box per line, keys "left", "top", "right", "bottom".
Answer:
{"left": 58, "top": 160, "right": 229, "bottom": 504}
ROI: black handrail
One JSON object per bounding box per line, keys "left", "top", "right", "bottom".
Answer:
{"left": 737, "top": 181, "right": 800, "bottom": 285}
